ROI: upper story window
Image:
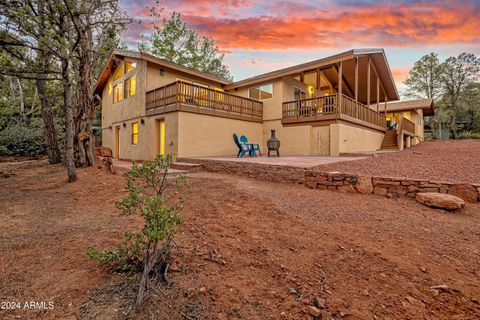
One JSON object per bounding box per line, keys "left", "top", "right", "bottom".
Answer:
{"left": 125, "top": 61, "right": 136, "bottom": 73}
{"left": 249, "top": 83, "right": 273, "bottom": 100}
{"left": 125, "top": 75, "right": 136, "bottom": 98}
{"left": 293, "top": 87, "right": 307, "bottom": 100}
{"left": 113, "top": 83, "right": 123, "bottom": 103}
{"left": 113, "top": 63, "right": 123, "bottom": 81}
{"left": 112, "top": 59, "right": 137, "bottom": 104}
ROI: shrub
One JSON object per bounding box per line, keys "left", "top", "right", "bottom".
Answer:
{"left": 87, "top": 154, "right": 184, "bottom": 305}
{"left": 457, "top": 131, "right": 480, "bottom": 139}
{"left": 0, "top": 119, "right": 46, "bottom": 156}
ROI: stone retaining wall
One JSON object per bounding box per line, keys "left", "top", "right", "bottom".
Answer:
{"left": 305, "top": 170, "right": 480, "bottom": 203}
{"left": 179, "top": 158, "right": 305, "bottom": 184}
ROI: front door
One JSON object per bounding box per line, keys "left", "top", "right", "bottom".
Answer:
{"left": 114, "top": 126, "right": 120, "bottom": 159}
{"left": 156, "top": 120, "right": 165, "bottom": 156}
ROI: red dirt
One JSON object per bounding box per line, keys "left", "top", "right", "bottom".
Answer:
{"left": 315, "top": 140, "right": 480, "bottom": 184}
{"left": 1, "top": 161, "right": 480, "bottom": 319}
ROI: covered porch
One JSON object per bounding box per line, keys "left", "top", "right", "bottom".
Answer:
{"left": 280, "top": 49, "right": 399, "bottom": 131}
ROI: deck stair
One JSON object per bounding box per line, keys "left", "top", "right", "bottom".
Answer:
{"left": 380, "top": 131, "right": 398, "bottom": 149}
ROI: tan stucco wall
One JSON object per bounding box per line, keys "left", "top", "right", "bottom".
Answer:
{"left": 177, "top": 112, "right": 263, "bottom": 157}
{"left": 262, "top": 120, "right": 312, "bottom": 156}
{"left": 101, "top": 57, "right": 225, "bottom": 160}
{"left": 330, "top": 122, "right": 384, "bottom": 155}
{"left": 102, "top": 113, "right": 179, "bottom": 161}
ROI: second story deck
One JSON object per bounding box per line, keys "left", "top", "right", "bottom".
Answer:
{"left": 146, "top": 80, "right": 263, "bottom": 122}
{"left": 282, "top": 93, "right": 386, "bottom": 131}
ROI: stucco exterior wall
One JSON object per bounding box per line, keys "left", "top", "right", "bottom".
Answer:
{"left": 177, "top": 112, "right": 263, "bottom": 157}
{"left": 334, "top": 122, "right": 384, "bottom": 155}
{"left": 262, "top": 120, "right": 312, "bottom": 156}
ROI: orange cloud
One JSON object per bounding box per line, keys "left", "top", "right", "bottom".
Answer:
{"left": 181, "top": 1, "right": 480, "bottom": 50}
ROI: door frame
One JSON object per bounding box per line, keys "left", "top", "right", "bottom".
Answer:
{"left": 154, "top": 118, "right": 165, "bottom": 157}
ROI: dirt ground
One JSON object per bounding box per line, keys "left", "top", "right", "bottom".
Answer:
{"left": 0, "top": 161, "right": 479, "bottom": 320}
{"left": 315, "top": 140, "right": 480, "bottom": 184}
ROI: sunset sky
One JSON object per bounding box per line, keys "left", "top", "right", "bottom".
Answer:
{"left": 121, "top": 0, "right": 480, "bottom": 92}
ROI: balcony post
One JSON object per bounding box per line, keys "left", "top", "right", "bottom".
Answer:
{"left": 338, "top": 61, "right": 343, "bottom": 113}
{"left": 354, "top": 57, "right": 358, "bottom": 101}
{"left": 376, "top": 77, "right": 380, "bottom": 113}
{"left": 367, "top": 57, "right": 371, "bottom": 107}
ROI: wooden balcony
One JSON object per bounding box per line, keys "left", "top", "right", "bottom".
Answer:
{"left": 282, "top": 93, "right": 386, "bottom": 131}
{"left": 401, "top": 117, "right": 416, "bottom": 135}
{"left": 146, "top": 81, "right": 263, "bottom": 122}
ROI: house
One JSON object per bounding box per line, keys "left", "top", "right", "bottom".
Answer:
{"left": 94, "top": 48, "right": 433, "bottom": 160}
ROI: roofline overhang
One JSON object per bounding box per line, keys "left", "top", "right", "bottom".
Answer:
{"left": 224, "top": 48, "right": 400, "bottom": 101}
{"left": 93, "top": 49, "right": 232, "bottom": 96}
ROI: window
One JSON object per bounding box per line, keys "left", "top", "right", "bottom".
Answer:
{"left": 249, "top": 83, "right": 273, "bottom": 100}
{"left": 125, "top": 61, "right": 136, "bottom": 73}
{"left": 418, "top": 113, "right": 422, "bottom": 126}
{"left": 131, "top": 122, "right": 138, "bottom": 145}
{"left": 293, "top": 87, "right": 307, "bottom": 100}
{"left": 113, "top": 83, "right": 123, "bottom": 103}
{"left": 113, "top": 63, "right": 123, "bottom": 81}
{"left": 125, "top": 75, "right": 136, "bottom": 98}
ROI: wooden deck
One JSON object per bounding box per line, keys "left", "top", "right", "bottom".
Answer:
{"left": 146, "top": 81, "right": 263, "bottom": 122}
{"left": 282, "top": 93, "right": 387, "bottom": 131}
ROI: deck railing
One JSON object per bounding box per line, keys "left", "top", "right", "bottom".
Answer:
{"left": 402, "top": 117, "right": 416, "bottom": 135}
{"left": 282, "top": 93, "right": 386, "bottom": 130}
{"left": 146, "top": 81, "right": 263, "bottom": 121}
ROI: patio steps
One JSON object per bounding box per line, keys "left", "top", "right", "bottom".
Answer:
{"left": 170, "top": 162, "right": 203, "bottom": 172}
{"left": 112, "top": 160, "right": 201, "bottom": 175}
{"left": 381, "top": 131, "right": 399, "bottom": 149}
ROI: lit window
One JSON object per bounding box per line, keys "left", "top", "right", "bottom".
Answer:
{"left": 125, "top": 61, "right": 136, "bottom": 73}
{"left": 249, "top": 83, "right": 273, "bottom": 100}
{"left": 113, "top": 63, "right": 123, "bottom": 81}
{"left": 125, "top": 75, "right": 136, "bottom": 98}
{"left": 113, "top": 83, "right": 123, "bottom": 103}
{"left": 131, "top": 122, "right": 138, "bottom": 145}
{"left": 293, "top": 87, "right": 307, "bottom": 100}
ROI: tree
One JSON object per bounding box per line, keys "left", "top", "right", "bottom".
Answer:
{"left": 139, "top": 5, "right": 232, "bottom": 80}
{"left": 0, "top": 0, "right": 131, "bottom": 181}
{"left": 87, "top": 154, "right": 184, "bottom": 305}
{"left": 441, "top": 53, "right": 480, "bottom": 138}
{"left": 404, "top": 53, "right": 443, "bottom": 99}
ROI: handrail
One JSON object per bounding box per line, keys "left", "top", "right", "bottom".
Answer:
{"left": 146, "top": 81, "right": 263, "bottom": 119}
{"left": 282, "top": 93, "right": 386, "bottom": 129}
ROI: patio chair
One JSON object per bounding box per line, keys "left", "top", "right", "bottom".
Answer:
{"left": 240, "top": 135, "right": 261, "bottom": 156}
{"left": 233, "top": 133, "right": 253, "bottom": 157}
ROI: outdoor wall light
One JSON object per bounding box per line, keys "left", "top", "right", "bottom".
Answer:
{"left": 141, "top": 118, "right": 145, "bottom": 125}
{"left": 108, "top": 125, "right": 112, "bottom": 130}
{"left": 123, "top": 123, "right": 126, "bottom": 128}
{"left": 160, "top": 69, "right": 165, "bottom": 76}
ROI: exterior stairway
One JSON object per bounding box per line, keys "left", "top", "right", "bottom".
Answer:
{"left": 380, "top": 130, "right": 398, "bottom": 149}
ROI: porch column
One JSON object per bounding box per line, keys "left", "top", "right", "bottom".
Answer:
{"left": 338, "top": 61, "right": 343, "bottom": 112}
{"left": 354, "top": 57, "right": 358, "bottom": 101}
{"left": 367, "top": 57, "right": 371, "bottom": 107}
{"left": 376, "top": 77, "right": 380, "bottom": 113}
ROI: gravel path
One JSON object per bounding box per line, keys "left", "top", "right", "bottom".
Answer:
{"left": 314, "top": 140, "right": 480, "bottom": 184}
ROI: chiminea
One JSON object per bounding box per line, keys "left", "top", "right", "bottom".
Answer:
{"left": 267, "top": 130, "right": 280, "bottom": 157}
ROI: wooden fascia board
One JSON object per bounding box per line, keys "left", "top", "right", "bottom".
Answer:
{"left": 224, "top": 52, "right": 355, "bottom": 90}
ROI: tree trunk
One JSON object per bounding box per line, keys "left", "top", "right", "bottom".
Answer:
{"left": 73, "top": 17, "right": 96, "bottom": 168}
{"left": 36, "top": 44, "right": 61, "bottom": 164}
{"left": 61, "top": 57, "right": 76, "bottom": 182}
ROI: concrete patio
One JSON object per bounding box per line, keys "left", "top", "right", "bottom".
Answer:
{"left": 182, "top": 155, "right": 365, "bottom": 169}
